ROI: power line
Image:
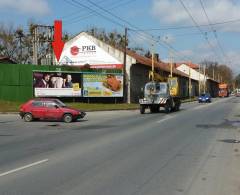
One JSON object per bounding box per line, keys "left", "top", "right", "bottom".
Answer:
{"left": 173, "top": 30, "right": 211, "bottom": 37}
{"left": 87, "top": 0, "right": 139, "bottom": 30}
{"left": 64, "top": 0, "right": 194, "bottom": 63}
{"left": 128, "top": 18, "right": 240, "bottom": 31}
{"left": 63, "top": 0, "right": 126, "bottom": 28}
{"left": 199, "top": 0, "right": 230, "bottom": 63}
{"left": 178, "top": 0, "right": 223, "bottom": 63}
{"left": 86, "top": 0, "right": 193, "bottom": 62}
{"left": 61, "top": 0, "right": 107, "bottom": 19}
{"left": 64, "top": 0, "right": 137, "bottom": 26}
{"left": 128, "top": 30, "right": 193, "bottom": 62}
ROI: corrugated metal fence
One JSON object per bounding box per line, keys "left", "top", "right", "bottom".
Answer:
{"left": 0, "top": 64, "right": 122, "bottom": 102}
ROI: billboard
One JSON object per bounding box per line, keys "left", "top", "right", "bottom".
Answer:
{"left": 59, "top": 34, "right": 123, "bottom": 69}
{"left": 33, "top": 71, "right": 82, "bottom": 97}
{"left": 83, "top": 74, "right": 123, "bottom": 97}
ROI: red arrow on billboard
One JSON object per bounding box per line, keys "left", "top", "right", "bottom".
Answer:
{"left": 52, "top": 20, "right": 65, "bottom": 62}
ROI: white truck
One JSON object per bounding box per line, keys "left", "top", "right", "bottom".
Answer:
{"left": 139, "top": 77, "right": 181, "bottom": 114}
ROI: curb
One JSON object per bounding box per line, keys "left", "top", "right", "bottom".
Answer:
{"left": 0, "top": 100, "right": 199, "bottom": 114}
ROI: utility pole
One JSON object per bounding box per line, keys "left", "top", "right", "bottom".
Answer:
{"left": 151, "top": 37, "right": 155, "bottom": 81}
{"left": 198, "top": 64, "right": 201, "bottom": 95}
{"left": 169, "top": 50, "right": 173, "bottom": 78}
{"left": 32, "top": 24, "right": 54, "bottom": 65}
{"left": 33, "top": 26, "right": 38, "bottom": 65}
{"left": 50, "top": 26, "right": 54, "bottom": 65}
{"left": 19, "top": 35, "right": 23, "bottom": 61}
{"left": 123, "top": 27, "right": 128, "bottom": 103}
{"left": 203, "top": 65, "right": 206, "bottom": 93}
{"left": 213, "top": 68, "right": 215, "bottom": 80}
{"left": 15, "top": 29, "right": 24, "bottom": 63}
{"left": 188, "top": 63, "right": 191, "bottom": 99}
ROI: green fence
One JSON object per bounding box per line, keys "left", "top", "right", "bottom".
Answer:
{"left": 0, "top": 64, "right": 122, "bottom": 102}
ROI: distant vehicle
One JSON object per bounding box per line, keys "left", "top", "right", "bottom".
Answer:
{"left": 218, "top": 83, "right": 229, "bottom": 97}
{"left": 236, "top": 89, "right": 240, "bottom": 97}
{"left": 198, "top": 93, "right": 211, "bottom": 103}
{"left": 19, "top": 98, "right": 86, "bottom": 123}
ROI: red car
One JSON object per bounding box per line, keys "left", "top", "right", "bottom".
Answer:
{"left": 19, "top": 98, "right": 86, "bottom": 123}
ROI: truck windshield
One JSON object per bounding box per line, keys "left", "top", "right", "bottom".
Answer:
{"left": 145, "top": 83, "right": 167, "bottom": 94}
{"left": 156, "top": 83, "right": 167, "bottom": 94}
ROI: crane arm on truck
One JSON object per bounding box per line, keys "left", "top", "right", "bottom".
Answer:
{"left": 139, "top": 70, "right": 181, "bottom": 114}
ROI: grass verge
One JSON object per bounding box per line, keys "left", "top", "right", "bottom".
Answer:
{"left": 0, "top": 100, "right": 139, "bottom": 113}
{"left": 0, "top": 100, "right": 23, "bottom": 113}
{"left": 181, "top": 97, "right": 198, "bottom": 103}
{"left": 0, "top": 97, "right": 198, "bottom": 113}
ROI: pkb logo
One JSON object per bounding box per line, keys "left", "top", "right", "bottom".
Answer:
{"left": 70, "top": 45, "right": 96, "bottom": 56}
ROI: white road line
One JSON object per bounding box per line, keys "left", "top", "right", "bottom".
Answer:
{"left": 156, "top": 116, "right": 174, "bottom": 123}
{"left": 0, "top": 159, "right": 49, "bottom": 177}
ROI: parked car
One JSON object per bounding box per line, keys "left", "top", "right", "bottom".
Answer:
{"left": 198, "top": 93, "right": 211, "bottom": 103}
{"left": 19, "top": 98, "right": 86, "bottom": 123}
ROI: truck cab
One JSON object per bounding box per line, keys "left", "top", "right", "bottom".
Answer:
{"left": 139, "top": 81, "right": 181, "bottom": 114}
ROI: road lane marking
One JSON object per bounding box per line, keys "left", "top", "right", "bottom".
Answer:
{"left": 156, "top": 116, "right": 174, "bottom": 123}
{"left": 0, "top": 159, "right": 49, "bottom": 177}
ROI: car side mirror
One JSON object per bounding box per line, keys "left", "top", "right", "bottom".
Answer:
{"left": 54, "top": 105, "right": 59, "bottom": 109}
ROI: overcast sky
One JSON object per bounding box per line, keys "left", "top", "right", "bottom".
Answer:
{"left": 0, "top": 0, "right": 239, "bottom": 74}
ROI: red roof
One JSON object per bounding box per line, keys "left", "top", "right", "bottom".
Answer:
{"left": 84, "top": 32, "right": 190, "bottom": 79}
{"left": 175, "top": 62, "right": 199, "bottom": 69}
{"left": 125, "top": 50, "right": 189, "bottom": 78}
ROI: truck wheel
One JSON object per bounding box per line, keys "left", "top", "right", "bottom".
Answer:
{"left": 63, "top": 114, "right": 73, "bottom": 123}
{"left": 175, "top": 102, "right": 180, "bottom": 111}
{"left": 24, "top": 113, "right": 33, "bottom": 122}
{"left": 140, "top": 105, "right": 145, "bottom": 114}
{"left": 150, "top": 105, "right": 159, "bottom": 113}
{"left": 150, "top": 106, "right": 154, "bottom": 113}
{"left": 175, "top": 105, "right": 180, "bottom": 111}
{"left": 164, "top": 102, "right": 171, "bottom": 114}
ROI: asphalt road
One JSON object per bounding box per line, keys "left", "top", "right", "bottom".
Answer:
{"left": 0, "top": 97, "right": 240, "bottom": 195}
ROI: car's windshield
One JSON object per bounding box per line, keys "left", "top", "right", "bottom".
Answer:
{"left": 145, "top": 83, "right": 167, "bottom": 94}
{"left": 54, "top": 99, "right": 66, "bottom": 107}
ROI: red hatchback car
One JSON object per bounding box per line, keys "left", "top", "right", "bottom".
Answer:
{"left": 19, "top": 98, "right": 86, "bottom": 123}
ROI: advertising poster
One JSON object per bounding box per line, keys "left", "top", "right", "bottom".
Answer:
{"left": 83, "top": 74, "right": 123, "bottom": 97}
{"left": 33, "top": 71, "right": 82, "bottom": 97}
{"left": 59, "top": 34, "right": 123, "bottom": 69}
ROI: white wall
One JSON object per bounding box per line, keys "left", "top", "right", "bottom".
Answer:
{"left": 176, "top": 64, "right": 206, "bottom": 81}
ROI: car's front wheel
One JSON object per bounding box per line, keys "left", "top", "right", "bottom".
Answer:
{"left": 63, "top": 114, "right": 73, "bottom": 123}
{"left": 24, "top": 113, "right": 33, "bottom": 122}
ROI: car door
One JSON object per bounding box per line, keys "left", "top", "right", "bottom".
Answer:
{"left": 31, "top": 101, "right": 46, "bottom": 119}
{"left": 44, "top": 101, "right": 63, "bottom": 120}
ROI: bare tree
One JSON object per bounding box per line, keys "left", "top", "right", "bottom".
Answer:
{"left": 200, "top": 60, "right": 233, "bottom": 83}
{"left": 0, "top": 23, "right": 32, "bottom": 64}
{"left": 86, "top": 27, "right": 128, "bottom": 49}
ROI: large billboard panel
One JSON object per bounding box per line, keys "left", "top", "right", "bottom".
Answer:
{"left": 59, "top": 35, "right": 123, "bottom": 69}
{"left": 83, "top": 74, "right": 123, "bottom": 97}
{"left": 33, "top": 71, "right": 82, "bottom": 97}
